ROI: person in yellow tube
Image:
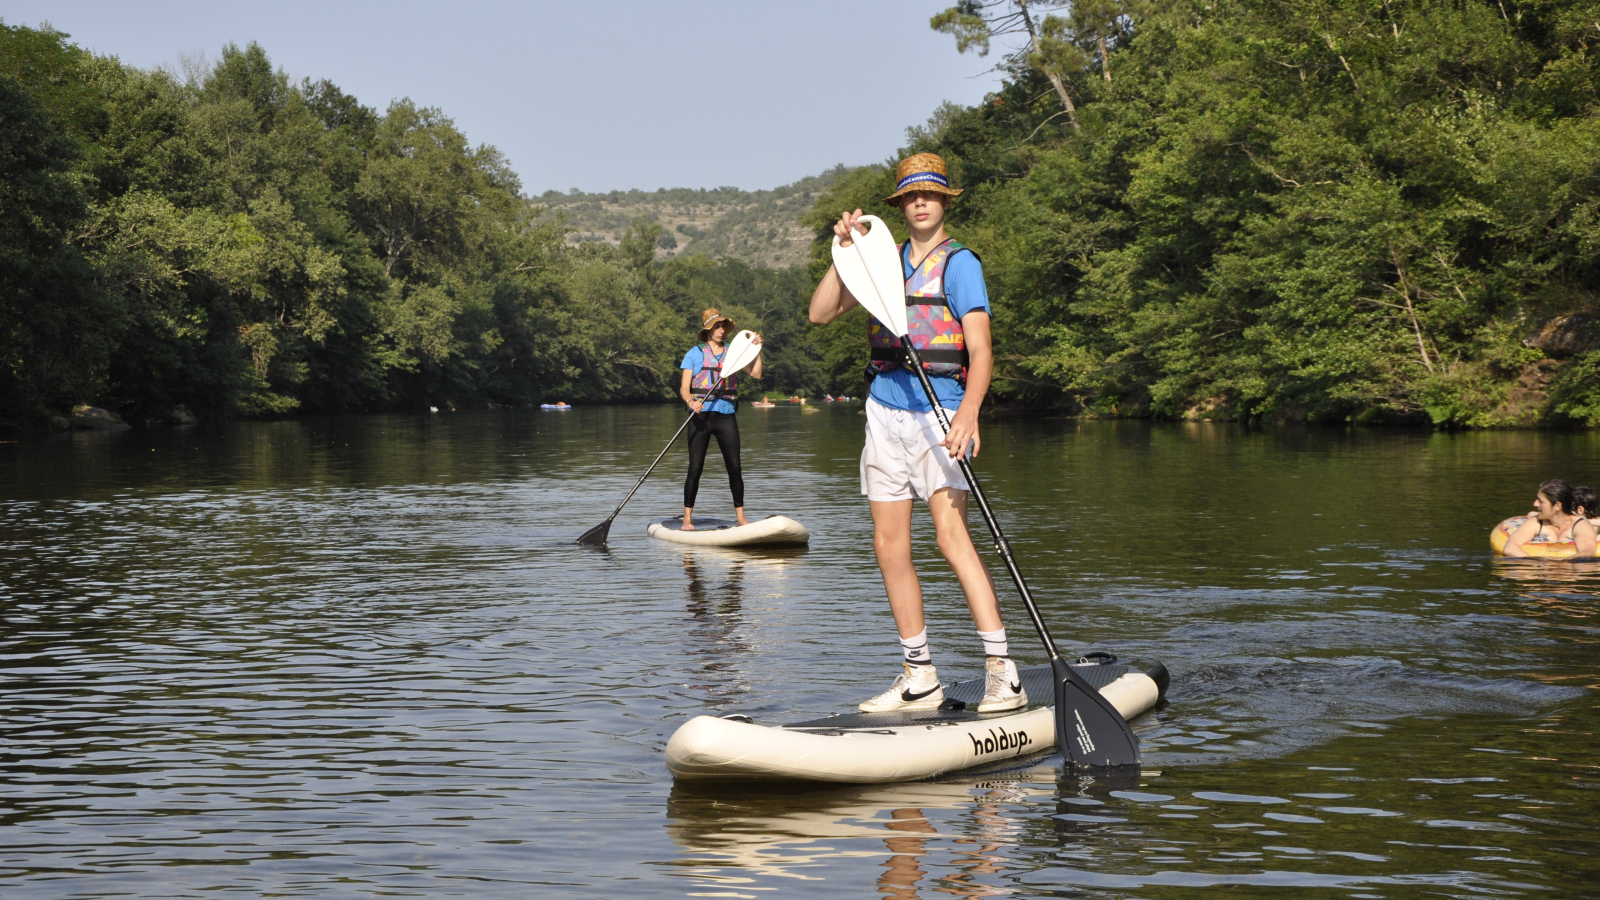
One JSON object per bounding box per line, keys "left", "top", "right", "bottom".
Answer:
{"left": 1503, "top": 478, "right": 1598, "bottom": 557}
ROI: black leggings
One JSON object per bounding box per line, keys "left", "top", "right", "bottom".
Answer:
{"left": 684, "top": 412, "right": 744, "bottom": 508}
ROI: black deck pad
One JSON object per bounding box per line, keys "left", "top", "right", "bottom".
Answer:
{"left": 654, "top": 516, "right": 737, "bottom": 532}
{"left": 786, "top": 663, "right": 1130, "bottom": 732}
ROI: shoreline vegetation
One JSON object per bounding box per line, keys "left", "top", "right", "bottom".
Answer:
{"left": 4, "top": 1, "right": 1598, "bottom": 434}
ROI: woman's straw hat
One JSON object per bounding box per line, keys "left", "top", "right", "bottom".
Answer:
{"left": 697, "top": 308, "right": 735, "bottom": 342}
{"left": 883, "top": 152, "right": 963, "bottom": 204}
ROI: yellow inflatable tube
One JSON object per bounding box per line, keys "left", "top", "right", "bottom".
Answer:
{"left": 1489, "top": 516, "right": 1577, "bottom": 559}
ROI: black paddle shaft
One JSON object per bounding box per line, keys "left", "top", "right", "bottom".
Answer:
{"left": 576, "top": 375, "right": 732, "bottom": 545}
{"left": 898, "top": 346, "right": 1059, "bottom": 656}
{"left": 901, "top": 343, "right": 1140, "bottom": 767}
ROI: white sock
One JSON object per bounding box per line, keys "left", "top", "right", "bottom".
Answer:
{"left": 900, "top": 628, "right": 932, "bottom": 666}
{"left": 978, "top": 627, "right": 1008, "bottom": 659}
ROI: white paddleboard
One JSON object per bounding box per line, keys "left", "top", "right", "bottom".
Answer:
{"left": 647, "top": 516, "right": 810, "bottom": 547}
{"left": 666, "top": 660, "right": 1165, "bottom": 783}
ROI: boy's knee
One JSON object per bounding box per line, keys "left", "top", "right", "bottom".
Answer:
{"left": 874, "top": 543, "right": 916, "bottom": 576}
{"left": 935, "top": 534, "right": 974, "bottom": 560}
{"left": 873, "top": 528, "right": 912, "bottom": 557}
{"left": 874, "top": 526, "right": 910, "bottom": 548}
{"left": 932, "top": 513, "right": 972, "bottom": 544}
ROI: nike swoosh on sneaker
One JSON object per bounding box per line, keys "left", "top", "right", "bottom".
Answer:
{"left": 1009, "top": 682, "right": 1022, "bottom": 693}
{"left": 901, "top": 685, "right": 940, "bottom": 702}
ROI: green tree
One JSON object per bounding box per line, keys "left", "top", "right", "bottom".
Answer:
{"left": 933, "top": 1, "right": 1090, "bottom": 131}
{"left": 841, "top": 0, "right": 1600, "bottom": 424}
{"left": 0, "top": 62, "right": 101, "bottom": 419}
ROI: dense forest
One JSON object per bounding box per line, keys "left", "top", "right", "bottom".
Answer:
{"left": 815, "top": 0, "right": 1600, "bottom": 426}
{"left": 4, "top": 0, "right": 1599, "bottom": 430}
{"left": 0, "top": 24, "right": 832, "bottom": 429}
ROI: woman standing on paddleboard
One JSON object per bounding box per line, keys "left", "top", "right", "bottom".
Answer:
{"left": 679, "top": 309, "right": 761, "bottom": 531}
{"left": 807, "top": 153, "right": 1026, "bottom": 714}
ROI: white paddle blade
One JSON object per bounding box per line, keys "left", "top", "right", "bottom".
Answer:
{"left": 721, "top": 330, "right": 761, "bottom": 376}
{"left": 830, "top": 215, "right": 908, "bottom": 337}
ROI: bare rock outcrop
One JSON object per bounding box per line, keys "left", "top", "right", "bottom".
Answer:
{"left": 1488, "top": 359, "right": 1564, "bottom": 426}
{"left": 1524, "top": 314, "right": 1596, "bottom": 359}
{"left": 69, "top": 405, "right": 131, "bottom": 431}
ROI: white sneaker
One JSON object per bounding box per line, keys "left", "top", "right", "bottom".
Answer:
{"left": 978, "top": 657, "right": 1027, "bottom": 712}
{"left": 858, "top": 663, "right": 944, "bottom": 712}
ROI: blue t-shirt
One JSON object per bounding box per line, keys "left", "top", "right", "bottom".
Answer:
{"left": 867, "top": 242, "right": 990, "bottom": 412}
{"left": 681, "top": 345, "right": 737, "bottom": 415}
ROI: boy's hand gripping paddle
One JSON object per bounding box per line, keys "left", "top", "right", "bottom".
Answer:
{"left": 830, "top": 220, "right": 1141, "bottom": 769}
{"left": 576, "top": 330, "right": 761, "bottom": 546}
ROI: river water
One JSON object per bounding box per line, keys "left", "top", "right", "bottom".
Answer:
{"left": 0, "top": 407, "right": 1596, "bottom": 898}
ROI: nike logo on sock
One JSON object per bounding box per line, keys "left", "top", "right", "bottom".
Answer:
{"left": 901, "top": 685, "right": 940, "bottom": 702}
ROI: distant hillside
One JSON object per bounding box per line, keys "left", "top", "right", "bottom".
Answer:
{"left": 532, "top": 166, "right": 851, "bottom": 267}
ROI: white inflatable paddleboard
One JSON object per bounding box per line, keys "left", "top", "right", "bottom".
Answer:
{"left": 647, "top": 515, "right": 810, "bottom": 547}
{"left": 666, "top": 659, "right": 1167, "bottom": 783}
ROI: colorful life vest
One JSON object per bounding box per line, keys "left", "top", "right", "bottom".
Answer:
{"left": 866, "top": 239, "right": 973, "bottom": 384}
{"left": 690, "top": 343, "right": 738, "bottom": 400}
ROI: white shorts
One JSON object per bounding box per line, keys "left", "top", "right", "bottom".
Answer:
{"left": 860, "top": 398, "right": 970, "bottom": 502}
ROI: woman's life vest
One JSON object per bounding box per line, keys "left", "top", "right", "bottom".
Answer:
{"left": 866, "top": 239, "right": 973, "bottom": 384}
{"left": 690, "top": 343, "right": 738, "bottom": 400}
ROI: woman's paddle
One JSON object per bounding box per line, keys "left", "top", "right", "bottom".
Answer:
{"left": 832, "top": 217, "right": 1141, "bottom": 769}
{"left": 576, "top": 331, "right": 762, "bottom": 546}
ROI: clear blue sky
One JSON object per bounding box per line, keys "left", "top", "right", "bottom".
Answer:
{"left": 3, "top": 1, "right": 1010, "bottom": 194}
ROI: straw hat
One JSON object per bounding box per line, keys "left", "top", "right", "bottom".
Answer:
{"left": 697, "top": 308, "right": 735, "bottom": 342}
{"left": 883, "top": 152, "right": 963, "bottom": 204}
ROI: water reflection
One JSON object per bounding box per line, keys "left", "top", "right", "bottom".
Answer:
{"left": 941, "top": 785, "right": 1023, "bottom": 899}
{"left": 666, "top": 778, "right": 1045, "bottom": 898}
{"left": 878, "top": 807, "right": 936, "bottom": 899}
{"left": 682, "top": 549, "right": 750, "bottom": 702}
{"left": 1491, "top": 557, "right": 1600, "bottom": 587}
{"left": 667, "top": 771, "right": 1182, "bottom": 899}
{"left": 875, "top": 789, "right": 1029, "bottom": 900}
{"left": 665, "top": 717, "right": 1593, "bottom": 898}
{"left": 876, "top": 792, "right": 1024, "bottom": 900}
{"left": 2, "top": 411, "right": 1598, "bottom": 898}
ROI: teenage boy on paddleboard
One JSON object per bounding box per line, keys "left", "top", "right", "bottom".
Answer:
{"left": 808, "top": 153, "right": 1026, "bottom": 714}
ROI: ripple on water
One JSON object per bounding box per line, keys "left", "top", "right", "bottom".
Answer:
{"left": 1, "top": 412, "right": 1598, "bottom": 898}
{"left": 1194, "top": 792, "right": 1289, "bottom": 804}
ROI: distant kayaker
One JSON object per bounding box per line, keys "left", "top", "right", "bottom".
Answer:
{"left": 679, "top": 309, "right": 761, "bottom": 531}
{"left": 1504, "top": 478, "right": 1598, "bottom": 557}
{"left": 808, "top": 152, "right": 1026, "bottom": 714}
